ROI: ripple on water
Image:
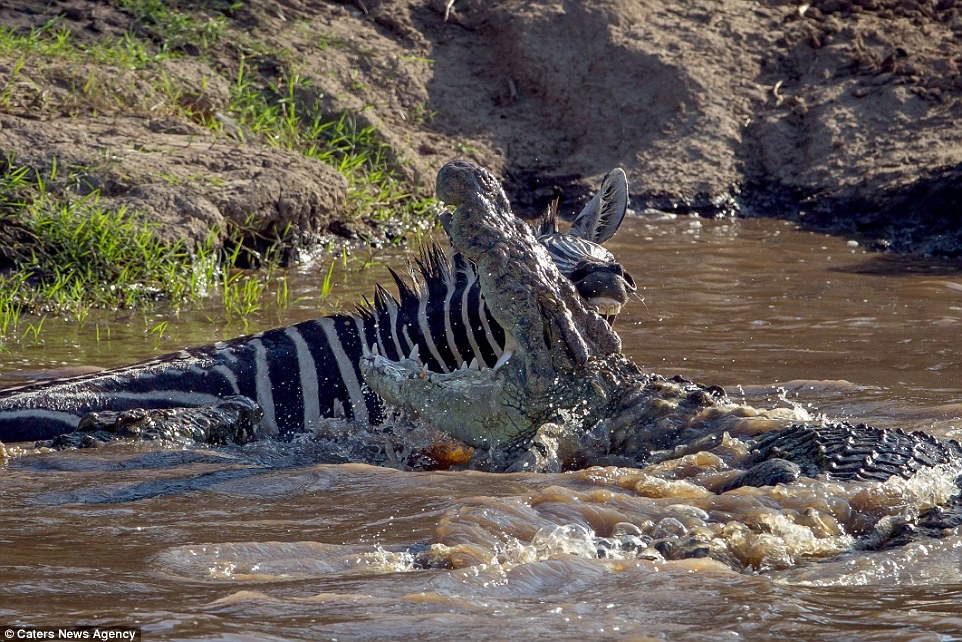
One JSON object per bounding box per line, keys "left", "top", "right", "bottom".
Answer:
{"left": 156, "top": 541, "right": 419, "bottom": 581}
{"left": 4, "top": 217, "right": 962, "bottom": 640}
{"left": 424, "top": 453, "right": 962, "bottom": 576}
{"left": 146, "top": 457, "right": 962, "bottom": 595}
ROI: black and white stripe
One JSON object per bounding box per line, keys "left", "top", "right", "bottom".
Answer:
{"left": 537, "top": 167, "right": 629, "bottom": 277}
{"left": 0, "top": 168, "right": 631, "bottom": 443}
{"left": 0, "top": 248, "right": 517, "bottom": 442}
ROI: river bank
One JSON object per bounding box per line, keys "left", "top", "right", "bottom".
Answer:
{"left": 1, "top": 0, "right": 960, "bottom": 276}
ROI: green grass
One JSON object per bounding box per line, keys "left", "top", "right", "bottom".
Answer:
{"left": 0, "top": 273, "right": 27, "bottom": 339}
{"left": 226, "top": 61, "right": 439, "bottom": 239}
{"left": 0, "top": 24, "right": 170, "bottom": 68}
{"left": 0, "top": 54, "right": 26, "bottom": 109}
{"left": 0, "top": 19, "right": 440, "bottom": 240}
{"left": 0, "top": 25, "right": 176, "bottom": 118}
{"left": 1, "top": 163, "right": 204, "bottom": 314}
{"left": 116, "top": 0, "right": 234, "bottom": 54}
{"left": 0, "top": 6, "right": 443, "bottom": 344}
{"left": 0, "top": 159, "right": 291, "bottom": 344}
{"left": 22, "top": 199, "right": 189, "bottom": 308}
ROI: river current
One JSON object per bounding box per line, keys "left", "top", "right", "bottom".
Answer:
{"left": 1, "top": 216, "right": 961, "bottom": 641}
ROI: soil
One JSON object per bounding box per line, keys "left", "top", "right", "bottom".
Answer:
{"left": 1, "top": 0, "right": 960, "bottom": 256}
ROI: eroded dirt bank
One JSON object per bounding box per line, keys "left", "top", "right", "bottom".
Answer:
{"left": 1, "top": 0, "right": 960, "bottom": 255}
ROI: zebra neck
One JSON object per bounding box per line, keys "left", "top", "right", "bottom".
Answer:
{"left": 359, "top": 249, "right": 506, "bottom": 373}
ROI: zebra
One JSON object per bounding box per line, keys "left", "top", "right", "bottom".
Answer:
{"left": 0, "top": 169, "right": 635, "bottom": 443}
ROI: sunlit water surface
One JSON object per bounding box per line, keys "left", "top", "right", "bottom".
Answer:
{"left": 2, "top": 217, "right": 961, "bottom": 641}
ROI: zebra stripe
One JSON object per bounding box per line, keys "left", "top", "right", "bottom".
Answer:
{"left": 417, "top": 294, "right": 448, "bottom": 372}
{"left": 478, "top": 292, "right": 502, "bottom": 359}
{"left": 79, "top": 389, "right": 224, "bottom": 408}
{"left": 250, "top": 337, "right": 278, "bottom": 435}
{"left": 401, "top": 325, "right": 415, "bottom": 359}
{"left": 211, "top": 364, "right": 241, "bottom": 394}
{"left": 382, "top": 295, "right": 404, "bottom": 358}
{"left": 353, "top": 315, "right": 374, "bottom": 358}
{"left": 374, "top": 323, "right": 388, "bottom": 360}
{"left": 317, "top": 318, "right": 370, "bottom": 426}
{"left": 285, "top": 325, "right": 320, "bottom": 430}
{"left": 459, "top": 268, "right": 485, "bottom": 365}
{"left": 540, "top": 235, "right": 617, "bottom": 276}
{"left": 0, "top": 251, "right": 522, "bottom": 440}
{"left": 7, "top": 408, "right": 83, "bottom": 424}
{"left": 0, "top": 193, "right": 631, "bottom": 443}
{"left": 443, "top": 268, "right": 465, "bottom": 366}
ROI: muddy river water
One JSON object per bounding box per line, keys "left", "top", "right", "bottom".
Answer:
{"left": 1, "top": 216, "right": 961, "bottom": 641}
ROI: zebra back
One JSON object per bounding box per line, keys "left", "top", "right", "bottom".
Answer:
{"left": 0, "top": 245, "right": 503, "bottom": 441}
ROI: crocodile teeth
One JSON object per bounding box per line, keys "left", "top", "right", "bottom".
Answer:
{"left": 469, "top": 358, "right": 480, "bottom": 370}
{"left": 494, "top": 349, "right": 513, "bottom": 371}
{"left": 370, "top": 344, "right": 380, "bottom": 357}
{"left": 408, "top": 344, "right": 420, "bottom": 361}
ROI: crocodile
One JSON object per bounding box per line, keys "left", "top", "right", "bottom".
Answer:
{"left": 7, "top": 157, "right": 961, "bottom": 542}
{"left": 362, "top": 159, "right": 725, "bottom": 464}
{"left": 361, "top": 162, "right": 962, "bottom": 513}
{"left": 10, "top": 159, "right": 956, "bottom": 573}
{"left": 45, "top": 396, "right": 263, "bottom": 449}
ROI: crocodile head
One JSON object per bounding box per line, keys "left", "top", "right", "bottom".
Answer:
{"left": 439, "top": 166, "right": 636, "bottom": 324}
{"left": 361, "top": 161, "right": 628, "bottom": 450}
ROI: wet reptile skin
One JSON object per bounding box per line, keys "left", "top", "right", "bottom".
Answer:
{"left": 361, "top": 161, "right": 962, "bottom": 499}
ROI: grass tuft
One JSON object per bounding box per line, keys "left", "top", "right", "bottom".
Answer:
{"left": 0, "top": 160, "right": 287, "bottom": 344}
{"left": 0, "top": 24, "right": 170, "bottom": 69}
{"left": 227, "top": 62, "right": 439, "bottom": 241}
{"left": 116, "top": 0, "right": 232, "bottom": 54}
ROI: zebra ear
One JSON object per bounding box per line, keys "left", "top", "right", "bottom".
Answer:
{"left": 569, "top": 168, "right": 628, "bottom": 244}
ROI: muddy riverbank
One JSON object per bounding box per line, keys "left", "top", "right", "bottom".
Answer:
{"left": 1, "top": 0, "right": 961, "bottom": 256}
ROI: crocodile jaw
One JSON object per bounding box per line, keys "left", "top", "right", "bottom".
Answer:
{"left": 361, "top": 160, "right": 623, "bottom": 451}
{"left": 361, "top": 354, "right": 535, "bottom": 448}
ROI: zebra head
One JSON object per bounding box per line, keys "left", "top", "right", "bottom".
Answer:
{"left": 439, "top": 167, "right": 635, "bottom": 323}
{"left": 536, "top": 168, "right": 636, "bottom": 322}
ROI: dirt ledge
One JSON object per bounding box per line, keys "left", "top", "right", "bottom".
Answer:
{"left": 1, "top": 0, "right": 960, "bottom": 257}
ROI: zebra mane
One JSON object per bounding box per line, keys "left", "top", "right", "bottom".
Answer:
{"left": 537, "top": 197, "right": 560, "bottom": 236}
{"left": 355, "top": 243, "right": 475, "bottom": 322}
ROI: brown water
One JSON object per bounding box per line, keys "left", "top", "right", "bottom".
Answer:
{"left": 2, "top": 216, "right": 962, "bottom": 641}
